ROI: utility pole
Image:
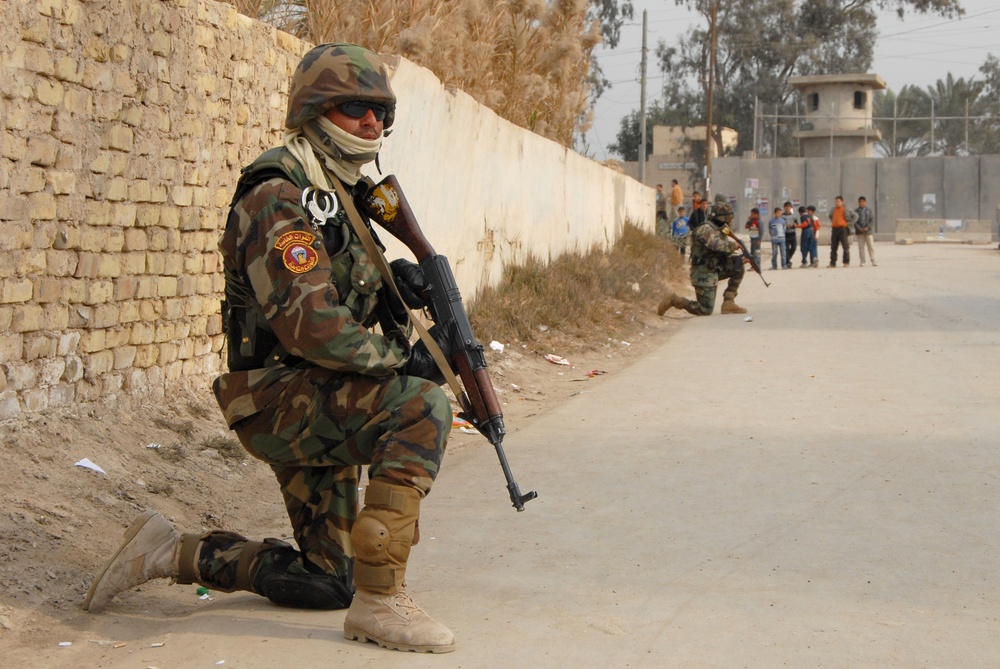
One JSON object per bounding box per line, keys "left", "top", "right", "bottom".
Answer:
{"left": 704, "top": 1, "right": 718, "bottom": 195}
{"left": 638, "top": 9, "right": 648, "bottom": 184}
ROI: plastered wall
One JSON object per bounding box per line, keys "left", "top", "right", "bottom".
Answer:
{"left": 0, "top": 0, "right": 653, "bottom": 419}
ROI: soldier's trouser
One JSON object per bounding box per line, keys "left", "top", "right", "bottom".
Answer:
{"left": 690, "top": 257, "right": 744, "bottom": 315}
{"left": 204, "top": 371, "right": 450, "bottom": 605}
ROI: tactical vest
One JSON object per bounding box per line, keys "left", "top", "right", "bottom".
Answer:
{"left": 221, "top": 147, "right": 383, "bottom": 372}
{"left": 689, "top": 223, "right": 726, "bottom": 272}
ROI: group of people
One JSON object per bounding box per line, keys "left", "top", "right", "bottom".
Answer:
{"left": 657, "top": 193, "right": 879, "bottom": 320}
{"left": 748, "top": 196, "right": 878, "bottom": 270}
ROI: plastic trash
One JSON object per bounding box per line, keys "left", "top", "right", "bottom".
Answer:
{"left": 74, "top": 458, "right": 106, "bottom": 475}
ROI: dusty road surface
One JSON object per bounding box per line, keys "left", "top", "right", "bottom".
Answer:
{"left": 19, "top": 242, "right": 1000, "bottom": 668}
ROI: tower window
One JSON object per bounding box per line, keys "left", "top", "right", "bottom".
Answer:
{"left": 807, "top": 93, "right": 819, "bottom": 112}
{"left": 854, "top": 91, "right": 867, "bottom": 109}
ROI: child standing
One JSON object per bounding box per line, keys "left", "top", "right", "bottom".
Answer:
{"left": 744, "top": 207, "right": 762, "bottom": 267}
{"left": 670, "top": 206, "right": 690, "bottom": 259}
{"left": 768, "top": 207, "right": 787, "bottom": 270}
{"left": 782, "top": 201, "right": 797, "bottom": 268}
{"left": 798, "top": 205, "right": 820, "bottom": 267}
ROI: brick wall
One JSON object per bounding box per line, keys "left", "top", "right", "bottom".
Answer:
{"left": 0, "top": 0, "right": 310, "bottom": 418}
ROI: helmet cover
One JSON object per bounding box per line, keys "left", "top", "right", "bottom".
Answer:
{"left": 285, "top": 43, "right": 396, "bottom": 130}
{"left": 710, "top": 202, "right": 734, "bottom": 225}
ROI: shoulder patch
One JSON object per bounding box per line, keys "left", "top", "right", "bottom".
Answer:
{"left": 276, "top": 230, "right": 319, "bottom": 274}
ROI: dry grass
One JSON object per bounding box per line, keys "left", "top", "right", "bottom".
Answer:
{"left": 469, "top": 222, "right": 687, "bottom": 349}
{"left": 199, "top": 434, "right": 246, "bottom": 461}
{"left": 224, "top": 0, "right": 601, "bottom": 147}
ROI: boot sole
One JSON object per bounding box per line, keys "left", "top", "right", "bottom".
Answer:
{"left": 344, "top": 624, "right": 456, "bottom": 654}
{"left": 82, "top": 509, "right": 159, "bottom": 611}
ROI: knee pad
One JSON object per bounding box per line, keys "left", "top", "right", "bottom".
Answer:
{"left": 351, "top": 481, "right": 420, "bottom": 592}
{"left": 352, "top": 514, "right": 392, "bottom": 564}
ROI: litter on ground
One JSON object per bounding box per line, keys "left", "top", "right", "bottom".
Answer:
{"left": 74, "top": 458, "right": 106, "bottom": 475}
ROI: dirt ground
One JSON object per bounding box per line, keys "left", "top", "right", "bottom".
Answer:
{"left": 0, "top": 294, "right": 682, "bottom": 660}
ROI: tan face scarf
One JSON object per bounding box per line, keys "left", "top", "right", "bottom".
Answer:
{"left": 284, "top": 115, "right": 382, "bottom": 187}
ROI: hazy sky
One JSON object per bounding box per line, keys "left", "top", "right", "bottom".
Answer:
{"left": 585, "top": 0, "right": 1000, "bottom": 160}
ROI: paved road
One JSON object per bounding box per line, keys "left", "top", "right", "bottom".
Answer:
{"left": 68, "top": 243, "right": 999, "bottom": 668}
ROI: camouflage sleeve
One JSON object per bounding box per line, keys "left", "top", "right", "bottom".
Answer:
{"left": 232, "top": 177, "right": 408, "bottom": 376}
{"left": 697, "top": 225, "right": 737, "bottom": 254}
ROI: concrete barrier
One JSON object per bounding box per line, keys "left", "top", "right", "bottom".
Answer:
{"left": 894, "top": 219, "right": 993, "bottom": 243}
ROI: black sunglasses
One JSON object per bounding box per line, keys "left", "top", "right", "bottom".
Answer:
{"left": 337, "top": 101, "right": 388, "bottom": 122}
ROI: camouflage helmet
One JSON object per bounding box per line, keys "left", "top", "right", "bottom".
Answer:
{"left": 710, "top": 202, "right": 734, "bottom": 225}
{"left": 285, "top": 43, "right": 396, "bottom": 130}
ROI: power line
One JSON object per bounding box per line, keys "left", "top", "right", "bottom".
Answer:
{"left": 878, "top": 7, "right": 1000, "bottom": 38}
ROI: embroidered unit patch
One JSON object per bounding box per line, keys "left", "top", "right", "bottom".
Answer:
{"left": 276, "top": 230, "right": 319, "bottom": 274}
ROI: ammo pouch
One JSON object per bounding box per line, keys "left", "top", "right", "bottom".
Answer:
{"left": 221, "top": 266, "right": 289, "bottom": 372}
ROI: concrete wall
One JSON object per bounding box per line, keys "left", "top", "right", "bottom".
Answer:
{"left": 944, "top": 158, "right": 980, "bottom": 221}
{"left": 980, "top": 156, "right": 1000, "bottom": 234}
{"left": 0, "top": 0, "right": 652, "bottom": 418}
{"left": 910, "top": 157, "right": 944, "bottom": 219}
{"left": 876, "top": 158, "right": 910, "bottom": 239}
{"left": 715, "top": 155, "right": 1000, "bottom": 242}
{"left": 800, "top": 135, "right": 875, "bottom": 159}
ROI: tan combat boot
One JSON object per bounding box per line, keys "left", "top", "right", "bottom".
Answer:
{"left": 720, "top": 298, "right": 747, "bottom": 314}
{"left": 344, "top": 480, "right": 455, "bottom": 653}
{"left": 657, "top": 291, "right": 677, "bottom": 316}
{"left": 83, "top": 510, "right": 201, "bottom": 612}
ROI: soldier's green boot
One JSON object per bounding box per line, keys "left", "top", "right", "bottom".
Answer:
{"left": 344, "top": 480, "right": 455, "bottom": 653}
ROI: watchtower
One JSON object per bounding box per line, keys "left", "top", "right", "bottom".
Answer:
{"left": 789, "top": 73, "right": 886, "bottom": 158}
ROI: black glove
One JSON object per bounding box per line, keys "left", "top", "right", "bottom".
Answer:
{"left": 401, "top": 322, "right": 458, "bottom": 385}
{"left": 389, "top": 258, "right": 430, "bottom": 310}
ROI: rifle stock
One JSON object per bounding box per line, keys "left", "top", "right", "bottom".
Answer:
{"left": 362, "top": 176, "right": 538, "bottom": 512}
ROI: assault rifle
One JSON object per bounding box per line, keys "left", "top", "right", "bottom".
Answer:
{"left": 721, "top": 226, "right": 770, "bottom": 288}
{"left": 361, "top": 176, "right": 538, "bottom": 512}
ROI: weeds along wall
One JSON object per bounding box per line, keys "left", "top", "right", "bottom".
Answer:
{"left": 0, "top": 0, "right": 654, "bottom": 419}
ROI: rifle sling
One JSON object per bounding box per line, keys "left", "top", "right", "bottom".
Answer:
{"left": 327, "top": 177, "right": 465, "bottom": 403}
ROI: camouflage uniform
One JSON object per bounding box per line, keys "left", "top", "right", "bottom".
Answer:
{"left": 83, "top": 46, "right": 456, "bottom": 644}
{"left": 83, "top": 44, "right": 455, "bottom": 653}
{"left": 658, "top": 203, "right": 745, "bottom": 316}
{"left": 194, "top": 47, "right": 450, "bottom": 607}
